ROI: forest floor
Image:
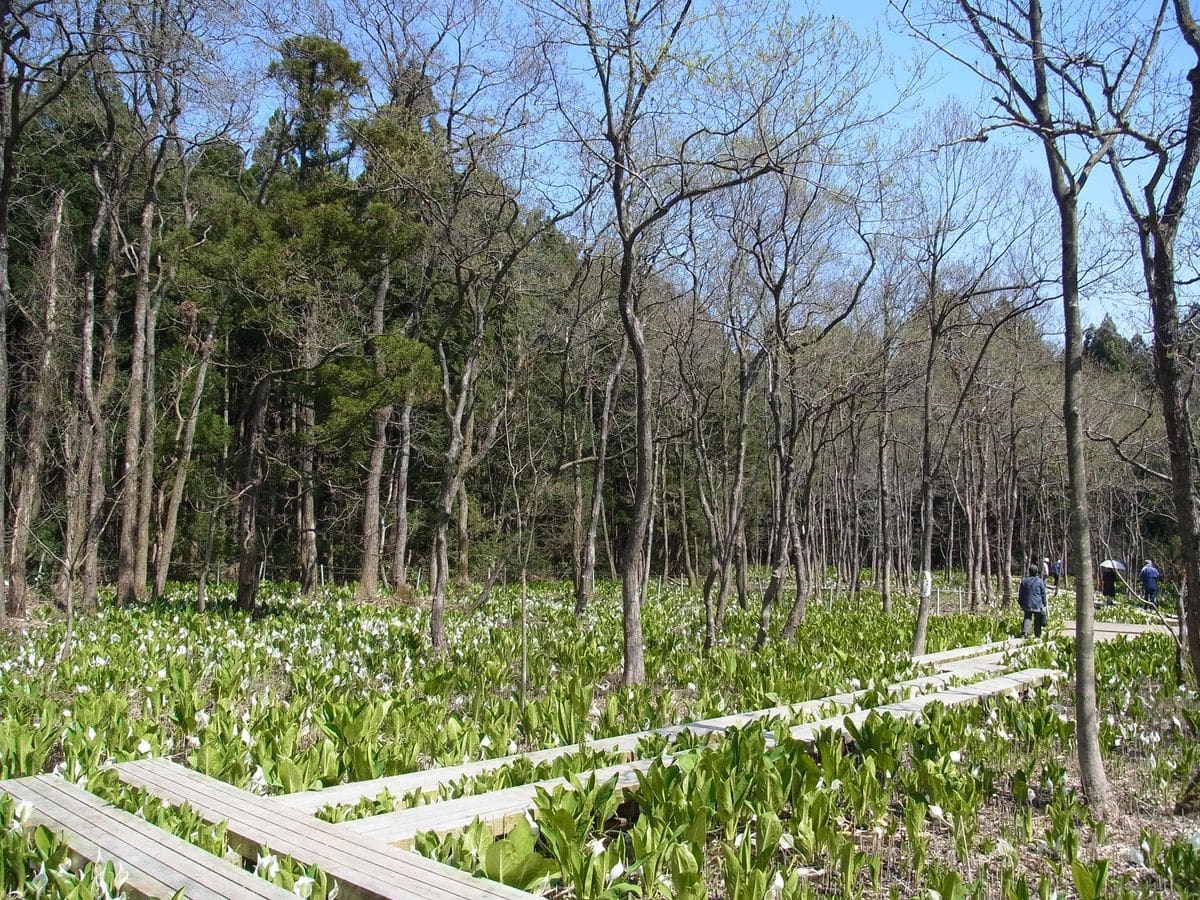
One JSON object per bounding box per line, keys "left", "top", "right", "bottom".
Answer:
{"left": 0, "top": 581, "right": 1195, "bottom": 898}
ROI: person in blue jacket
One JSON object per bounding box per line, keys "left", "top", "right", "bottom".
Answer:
{"left": 1139, "top": 560, "right": 1161, "bottom": 607}
{"left": 1018, "top": 565, "right": 1048, "bottom": 638}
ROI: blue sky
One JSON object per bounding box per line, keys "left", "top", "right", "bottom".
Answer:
{"left": 812, "top": 0, "right": 1160, "bottom": 338}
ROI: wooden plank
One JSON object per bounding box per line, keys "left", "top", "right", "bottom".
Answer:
{"left": 0, "top": 775, "right": 293, "bottom": 900}
{"left": 336, "top": 668, "right": 1054, "bottom": 849}
{"left": 1062, "top": 621, "right": 1175, "bottom": 638}
{"left": 339, "top": 759, "right": 656, "bottom": 847}
{"left": 934, "top": 649, "right": 1019, "bottom": 676}
{"left": 114, "top": 758, "right": 535, "bottom": 900}
{"left": 118, "top": 759, "right": 525, "bottom": 900}
{"left": 785, "top": 667, "right": 1061, "bottom": 743}
{"left": 912, "top": 638, "right": 1023, "bottom": 667}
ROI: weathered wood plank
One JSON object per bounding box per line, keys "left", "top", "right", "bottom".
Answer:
{"left": 341, "top": 759, "right": 655, "bottom": 847}
{"left": 1061, "top": 620, "right": 1176, "bottom": 638}
{"left": 0, "top": 775, "right": 293, "bottom": 899}
{"left": 336, "top": 667, "right": 1056, "bottom": 848}
{"left": 785, "top": 667, "right": 1061, "bottom": 742}
{"left": 113, "top": 758, "right": 535, "bottom": 900}
{"left": 912, "top": 637, "right": 1023, "bottom": 667}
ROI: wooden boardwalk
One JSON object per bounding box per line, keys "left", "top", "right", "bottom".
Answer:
{"left": 4, "top": 622, "right": 1142, "bottom": 898}
{"left": 912, "top": 637, "right": 1023, "bottom": 667}
{"left": 276, "top": 648, "right": 1016, "bottom": 817}
{"left": 333, "top": 667, "right": 1058, "bottom": 847}
{"left": 1062, "top": 619, "right": 1178, "bottom": 639}
{"left": 0, "top": 774, "right": 294, "bottom": 900}
{"left": 114, "top": 757, "right": 536, "bottom": 899}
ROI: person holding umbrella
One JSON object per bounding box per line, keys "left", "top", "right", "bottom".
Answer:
{"left": 1098, "top": 559, "right": 1125, "bottom": 605}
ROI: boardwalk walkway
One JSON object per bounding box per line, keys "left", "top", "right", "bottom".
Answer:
{"left": 0, "top": 620, "right": 1159, "bottom": 897}
{"left": 0, "top": 774, "right": 294, "bottom": 900}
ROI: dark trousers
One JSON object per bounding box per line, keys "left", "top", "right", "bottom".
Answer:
{"left": 1143, "top": 585, "right": 1158, "bottom": 607}
{"left": 1022, "top": 610, "right": 1045, "bottom": 638}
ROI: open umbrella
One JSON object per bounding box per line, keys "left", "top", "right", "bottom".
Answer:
{"left": 1099, "top": 559, "right": 1126, "bottom": 571}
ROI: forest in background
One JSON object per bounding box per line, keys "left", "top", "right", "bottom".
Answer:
{"left": 0, "top": 0, "right": 1196, "bottom": 676}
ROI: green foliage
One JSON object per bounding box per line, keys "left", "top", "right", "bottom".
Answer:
{"left": 0, "top": 584, "right": 1191, "bottom": 897}
{"left": 313, "top": 333, "right": 437, "bottom": 443}
{"left": 0, "top": 794, "right": 128, "bottom": 897}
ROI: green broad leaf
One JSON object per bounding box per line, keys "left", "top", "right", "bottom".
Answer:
{"left": 1071, "top": 859, "right": 1107, "bottom": 900}
{"left": 274, "top": 757, "right": 296, "bottom": 792}
{"left": 461, "top": 820, "right": 494, "bottom": 861}
{"left": 33, "top": 825, "right": 55, "bottom": 857}
{"left": 505, "top": 817, "right": 537, "bottom": 856}
{"left": 482, "top": 839, "right": 555, "bottom": 891}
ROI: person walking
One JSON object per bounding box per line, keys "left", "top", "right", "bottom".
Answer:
{"left": 1049, "top": 558, "right": 1063, "bottom": 594}
{"left": 1018, "top": 565, "right": 1048, "bottom": 638}
{"left": 1100, "top": 566, "right": 1118, "bottom": 605}
{"left": 1139, "top": 559, "right": 1161, "bottom": 607}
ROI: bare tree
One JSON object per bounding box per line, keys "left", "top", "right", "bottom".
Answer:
{"left": 1103, "top": 0, "right": 1200, "bottom": 684}
{"left": 898, "top": 0, "right": 1163, "bottom": 816}
{"left": 532, "top": 0, "right": 876, "bottom": 682}
{"left": 892, "top": 108, "right": 1045, "bottom": 656}
{"left": 0, "top": 0, "right": 100, "bottom": 616}
{"left": 6, "top": 191, "right": 67, "bottom": 615}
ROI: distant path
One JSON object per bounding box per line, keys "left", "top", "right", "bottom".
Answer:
{"left": 1059, "top": 620, "right": 1178, "bottom": 639}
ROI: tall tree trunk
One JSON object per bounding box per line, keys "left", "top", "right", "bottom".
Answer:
{"left": 678, "top": 450, "right": 696, "bottom": 588}
{"left": 878, "top": 401, "right": 893, "bottom": 614}
{"left": 58, "top": 404, "right": 91, "bottom": 604}
{"left": 357, "top": 263, "right": 393, "bottom": 601}
{"left": 390, "top": 398, "right": 413, "bottom": 587}
{"left": 297, "top": 399, "right": 318, "bottom": 594}
{"left": 642, "top": 441, "right": 661, "bottom": 596}
{"left": 135, "top": 298, "right": 160, "bottom": 591}
{"left": 603, "top": 500, "right": 617, "bottom": 580}
{"left": 617, "top": 246, "right": 651, "bottom": 685}
{"left": 1056, "top": 187, "right": 1110, "bottom": 811}
{"left": 780, "top": 515, "right": 810, "bottom": 640}
{"left": 358, "top": 405, "right": 392, "bottom": 599}
{"left": 911, "top": 336, "right": 939, "bottom": 655}
{"left": 7, "top": 191, "right": 65, "bottom": 614}
{"left": 430, "top": 468, "right": 457, "bottom": 649}
{"left": 236, "top": 379, "right": 272, "bottom": 612}
{"left": 0, "top": 65, "right": 12, "bottom": 621}
{"left": 455, "top": 479, "right": 470, "bottom": 588}
{"left": 60, "top": 205, "right": 113, "bottom": 601}
{"left": 116, "top": 195, "right": 157, "bottom": 604}
{"left": 153, "top": 317, "right": 217, "bottom": 598}
{"left": 571, "top": 423, "right": 585, "bottom": 600}
{"left": 576, "top": 343, "right": 626, "bottom": 614}
{"left": 83, "top": 218, "right": 121, "bottom": 608}
{"left": 1146, "top": 231, "right": 1200, "bottom": 681}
